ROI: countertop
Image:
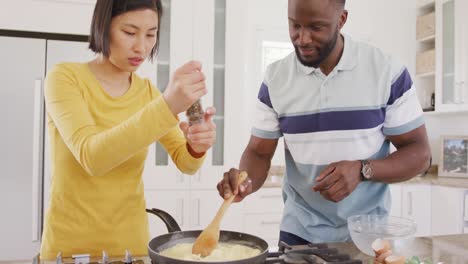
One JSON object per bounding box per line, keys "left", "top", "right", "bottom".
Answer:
{"left": 331, "top": 233, "right": 468, "bottom": 264}
{"left": 262, "top": 165, "right": 468, "bottom": 189}
{"left": 36, "top": 234, "right": 468, "bottom": 264}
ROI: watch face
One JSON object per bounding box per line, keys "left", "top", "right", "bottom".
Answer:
{"left": 363, "top": 164, "right": 372, "bottom": 179}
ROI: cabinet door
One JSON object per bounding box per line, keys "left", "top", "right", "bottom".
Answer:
{"left": 244, "top": 213, "right": 282, "bottom": 247}
{"left": 0, "top": 36, "right": 46, "bottom": 260}
{"left": 431, "top": 186, "right": 464, "bottom": 235}
{"left": 244, "top": 188, "right": 284, "bottom": 214}
{"left": 435, "top": 0, "right": 468, "bottom": 111}
{"left": 0, "top": 1, "right": 94, "bottom": 35}
{"left": 401, "top": 184, "right": 431, "bottom": 237}
{"left": 189, "top": 0, "right": 228, "bottom": 189}
{"left": 188, "top": 190, "right": 243, "bottom": 231}
{"left": 143, "top": 0, "right": 191, "bottom": 190}
{"left": 145, "top": 190, "right": 189, "bottom": 237}
{"left": 243, "top": 188, "right": 284, "bottom": 247}
{"left": 389, "top": 184, "right": 402, "bottom": 217}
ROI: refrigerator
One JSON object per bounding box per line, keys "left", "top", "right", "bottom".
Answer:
{"left": 0, "top": 35, "right": 156, "bottom": 260}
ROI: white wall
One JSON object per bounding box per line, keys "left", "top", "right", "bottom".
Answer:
{"left": 425, "top": 114, "right": 468, "bottom": 165}
{"left": 343, "top": 0, "right": 417, "bottom": 75}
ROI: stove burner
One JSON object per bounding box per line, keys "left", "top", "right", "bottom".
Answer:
{"left": 265, "top": 241, "right": 362, "bottom": 264}
{"left": 53, "top": 250, "right": 144, "bottom": 264}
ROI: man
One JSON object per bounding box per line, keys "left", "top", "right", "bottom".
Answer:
{"left": 217, "top": 0, "right": 431, "bottom": 245}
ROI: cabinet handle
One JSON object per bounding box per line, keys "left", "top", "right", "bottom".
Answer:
{"left": 261, "top": 220, "right": 281, "bottom": 225}
{"left": 32, "top": 79, "right": 44, "bottom": 242}
{"left": 178, "top": 173, "right": 184, "bottom": 184}
{"left": 464, "top": 191, "right": 468, "bottom": 222}
{"left": 177, "top": 198, "right": 184, "bottom": 226}
{"left": 407, "top": 192, "right": 413, "bottom": 216}
{"left": 196, "top": 171, "right": 201, "bottom": 183}
{"left": 460, "top": 81, "right": 466, "bottom": 103}
{"left": 193, "top": 198, "right": 200, "bottom": 226}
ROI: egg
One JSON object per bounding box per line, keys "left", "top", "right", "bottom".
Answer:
{"left": 384, "top": 255, "right": 406, "bottom": 264}
{"left": 371, "top": 238, "right": 391, "bottom": 255}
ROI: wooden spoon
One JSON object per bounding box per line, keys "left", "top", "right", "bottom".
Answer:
{"left": 191, "top": 171, "right": 248, "bottom": 257}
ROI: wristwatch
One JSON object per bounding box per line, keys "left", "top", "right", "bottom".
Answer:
{"left": 360, "top": 160, "right": 373, "bottom": 181}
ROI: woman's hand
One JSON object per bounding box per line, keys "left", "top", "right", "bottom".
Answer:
{"left": 162, "top": 60, "right": 207, "bottom": 115}
{"left": 180, "top": 107, "right": 217, "bottom": 156}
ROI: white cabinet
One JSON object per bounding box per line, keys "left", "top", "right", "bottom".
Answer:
{"left": 431, "top": 186, "right": 466, "bottom": 235}
{"left": 145, "top": 190, "right": 189, "bottom": 235}
{"left": 401, "top": 184, "right": 432, "bottom": 237}
{"left": 433, "top": 0, "right": 468, "bottom": 112}
{"left": 145, "top": 190, "right": 243, "bottom": 238}
{"left": 243, "top": 188, "right": 284, "bottom": 246}
{"left": 416, "top": 0, "right": 468, "bottom": 113}
{"left": 389, "top": 184, "right": 403, "bottom": 217}
{"left": 142, "top": 0, "right": 236, "bottom": 237}
{"left": 0, "top": 1, "right": 95, "bottom": 35}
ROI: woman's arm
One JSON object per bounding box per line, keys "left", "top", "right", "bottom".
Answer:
{"left": 45, "top": 65, "right": 179, "bottom": 176}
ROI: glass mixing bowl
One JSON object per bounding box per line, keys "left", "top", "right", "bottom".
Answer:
{"left": 347, "top": 214, "right": 417, "bottom": 256}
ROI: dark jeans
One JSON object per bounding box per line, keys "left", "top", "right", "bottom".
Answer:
{"left": 279, "top": 231, "right": 311, "bottom": 246}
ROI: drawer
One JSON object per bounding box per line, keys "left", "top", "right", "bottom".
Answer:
{"left": 244, "top": 213, "right": 282, "bottom": 241}
{"left": 416, "top": 49, "right": 435, "bottom": 74}
{"left": 416, "top": 12, "right": 435, "bottom": 40}
{"left": 244, "top": 188, "right": 284, "bottom": 214}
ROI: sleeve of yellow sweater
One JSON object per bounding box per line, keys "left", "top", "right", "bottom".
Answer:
{"left": 45, "top": 64, "right": 205, "bottom": 176}
{"left": 148, "top": 83, "right": 206, "bottom": 175}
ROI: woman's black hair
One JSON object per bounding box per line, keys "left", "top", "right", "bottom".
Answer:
{"left": 89, "top": 0, "right": 163, "bottom": 60}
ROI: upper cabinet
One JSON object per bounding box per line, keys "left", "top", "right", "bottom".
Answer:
{"left": 144, "top": 0, "right": 228, "bottom": 190}
{"left": 416, "top": 0, "right": 468, "bottom": 114}
{"left": 0, "top": 0, "right": 95, "bottom": 35}
{"left": 434, "top": 0, "right": 468, "bottom": 112}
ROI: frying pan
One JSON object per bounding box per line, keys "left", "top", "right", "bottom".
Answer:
{"left": 146, "top": 208, "right": 270, "bottom": 264}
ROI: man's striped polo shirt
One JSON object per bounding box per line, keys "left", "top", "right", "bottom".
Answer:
{"left": 251, "top": 34, "right": 424, "bottom": 243}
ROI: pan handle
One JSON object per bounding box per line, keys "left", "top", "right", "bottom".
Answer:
{"left": 146, "top": 208, "right": 182, "bottom": 233}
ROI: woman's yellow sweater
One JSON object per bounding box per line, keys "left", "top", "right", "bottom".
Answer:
{"left": 40, "top": 63, "right": 204, "bottom": 259}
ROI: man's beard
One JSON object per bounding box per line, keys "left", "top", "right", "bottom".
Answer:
{"left": 295, "top": 31, "right": 339, "bottom": 68}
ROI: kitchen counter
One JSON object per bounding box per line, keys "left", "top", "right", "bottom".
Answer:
{"left": 35, "top": 234, "right": 468, "bottom": 263}
{"left": 404, "top": 173, "right": 468, "bottom": 189}
{"left": 263, "top": 165, "right": 468, "bottom": 189}
{"left": 330, "top": 234, "right": 468, "bottom": 264}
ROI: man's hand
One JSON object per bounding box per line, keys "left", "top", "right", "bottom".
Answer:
{"left": 216, "top": 168, "right": 253, "bottom": 202}
{"left": 312, "top": 160, "right": 362, "bottom": 203}
{"left": 180, "top": 107, "right": 216, "bottom": 155}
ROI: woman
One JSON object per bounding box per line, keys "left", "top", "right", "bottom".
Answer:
{"left": 40, "top": 0, "right": 216, "bottom": 259}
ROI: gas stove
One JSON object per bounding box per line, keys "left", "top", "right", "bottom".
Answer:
{"left": 35, "top": 250, "right": 150, "bottom": 264}
{"left": 264, "top": 241, "right": 363, "bottom": 264}
{"left": 36, "top": 242, "right": 362, "bottom": 264}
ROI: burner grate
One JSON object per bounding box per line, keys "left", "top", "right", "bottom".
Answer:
{"left": 264, "top": 241, "right": 363, "bottom": 264}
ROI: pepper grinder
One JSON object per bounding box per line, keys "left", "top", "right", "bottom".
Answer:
{"left": 186, "top": 99, "right": 204, "bottom": 125}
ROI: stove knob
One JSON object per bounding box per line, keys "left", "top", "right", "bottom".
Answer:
{"left": 101, "top": 251, "right": 108, "bottom": 264}
{"left": 124, "top": 249, "right": 133, "bottom": 264}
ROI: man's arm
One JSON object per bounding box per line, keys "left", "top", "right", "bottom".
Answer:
{"left": 369, "top": 125, "right": 431, "bottom": 183}
{"left": 217, "top": 135, "right": 278, "bottom": 202}
{"left": 313, "top": 125, "right": 431, "bottom": 203}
